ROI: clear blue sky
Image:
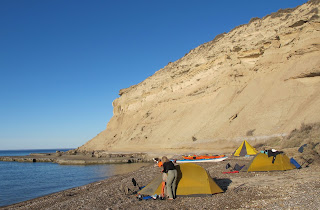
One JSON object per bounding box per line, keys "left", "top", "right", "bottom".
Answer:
{"left": 0, "top": 0, "right": 308, "bottom": 150}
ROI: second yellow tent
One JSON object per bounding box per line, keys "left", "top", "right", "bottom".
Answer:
{"left": 233, "top": 140, "right": 258, "bottom": 156}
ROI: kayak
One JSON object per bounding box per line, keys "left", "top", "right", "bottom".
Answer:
{"left": 182, "top": 154, "right": 225, "bottom": 160}
{"left": 175, "top": 156, "right": 228, "bottom": 163}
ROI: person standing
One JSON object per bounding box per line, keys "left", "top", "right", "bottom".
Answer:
{"left": 162, "top": 156, "right": 177, "bottom": 200}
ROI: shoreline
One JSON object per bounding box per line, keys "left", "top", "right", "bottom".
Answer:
{"left": 0, "top": 161, "right": 153, "bottom": 208}
{"left": 0, "top": 152, "right": 154, "bottom": 165}
{"left": 1, "top": 156, "right": 319, "bottom": 209}
{"left": 0, "top": 149, "right": 232, "bottom": 165}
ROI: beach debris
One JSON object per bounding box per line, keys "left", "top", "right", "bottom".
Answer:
{"left": 224, "top": 163, "right": 245, "bottom": 173}
{"left": 120, "top": 178, "right": 142, "bottom": 195}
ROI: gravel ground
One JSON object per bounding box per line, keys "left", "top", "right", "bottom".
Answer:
{"left": 1, "top": 156, "right": 319, "bottom": 210}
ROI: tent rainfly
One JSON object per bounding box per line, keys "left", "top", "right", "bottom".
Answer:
{"left": 138, "top": 163, "right": 223, "bottom": 196}
{"left": 247, "top": 153, "right": 296, "bottom": 172}
{"left": 233, "top": 140, "right": 258, "bottom": 156}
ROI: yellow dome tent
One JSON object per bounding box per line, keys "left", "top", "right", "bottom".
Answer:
{"left": 247, "top": 153, "right": 296, "bottom": 172}
{"left": 138, "top": 163, "right": 223, "bottom": 196}
{"left": 233, "top": 140, "right": 258, "bottom": 156}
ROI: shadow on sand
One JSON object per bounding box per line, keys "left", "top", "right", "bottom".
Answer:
{"left": 214, "top": 178, "right": 232, "bottom": 192}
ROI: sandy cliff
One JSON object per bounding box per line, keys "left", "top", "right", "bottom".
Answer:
{"left": 79, "top": 0, "right": 320, "bottom": 153}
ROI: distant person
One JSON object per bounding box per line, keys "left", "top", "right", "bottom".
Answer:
{"left": 153, "top": 157, "right": 163, "bottom": 167}
{"left": 162, "top": 156, "right": 177, "bottom": 200}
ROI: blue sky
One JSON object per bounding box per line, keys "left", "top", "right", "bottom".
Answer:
{"left": 0, "top": 0, "right": 308, "bottom": 150}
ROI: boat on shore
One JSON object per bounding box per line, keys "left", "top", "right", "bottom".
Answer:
{"left": 182, "top": 154, "right": 225, "bottom": 160}
{"left": 175, "top": 156, "right": 228, "bottom": 163}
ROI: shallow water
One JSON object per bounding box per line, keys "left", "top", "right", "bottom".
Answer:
{"left": 0, "top": 149, "right": 150, "bottom": 207}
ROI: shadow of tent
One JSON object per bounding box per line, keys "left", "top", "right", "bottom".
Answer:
{"left": 214, "top": 178, "right": 232, "bottom": 192}
{"left": 176, "top": 165, "right": 182, "bottom": 187}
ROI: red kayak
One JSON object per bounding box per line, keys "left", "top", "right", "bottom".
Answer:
{"left": 182, "top": 154, "right": 225, "bottom": 160}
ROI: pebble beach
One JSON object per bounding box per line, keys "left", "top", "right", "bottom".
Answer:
{"left": 1, "top": 156, "right": 319, "bottom": 210}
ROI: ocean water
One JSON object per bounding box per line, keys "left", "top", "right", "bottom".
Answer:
{"left": 0, "top": 149, "right": 150, "bottom": 207}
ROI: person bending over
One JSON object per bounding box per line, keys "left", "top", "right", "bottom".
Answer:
{"left": 162, "top": 156, "right": 177, "bottom": 200}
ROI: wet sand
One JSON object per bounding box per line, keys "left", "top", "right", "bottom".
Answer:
{"left": 1, "top": 156, "right": 319, "bottom": 210}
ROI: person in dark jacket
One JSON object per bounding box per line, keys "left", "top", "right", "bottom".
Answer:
{"left": 162, "top": 156, "right": 177, "bottom": 200}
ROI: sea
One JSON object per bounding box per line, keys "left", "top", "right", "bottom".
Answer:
{"left": 0, "top": 149, "right": 150, "bottom": 207}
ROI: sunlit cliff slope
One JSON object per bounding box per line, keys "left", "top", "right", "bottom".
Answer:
{"left": 79, "top": 0, "right": 320, "bottom": 154}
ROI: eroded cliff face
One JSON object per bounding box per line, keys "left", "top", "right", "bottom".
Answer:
{"left": 79, "top": 0, "right": 320, "bottom": 153}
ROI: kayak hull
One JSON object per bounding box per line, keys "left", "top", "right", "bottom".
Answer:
{"left": 176, "top": 156, "right": 228, "bottom": 163}
{"left": 182, "top": 155, "right": 225, "bottom": 160}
